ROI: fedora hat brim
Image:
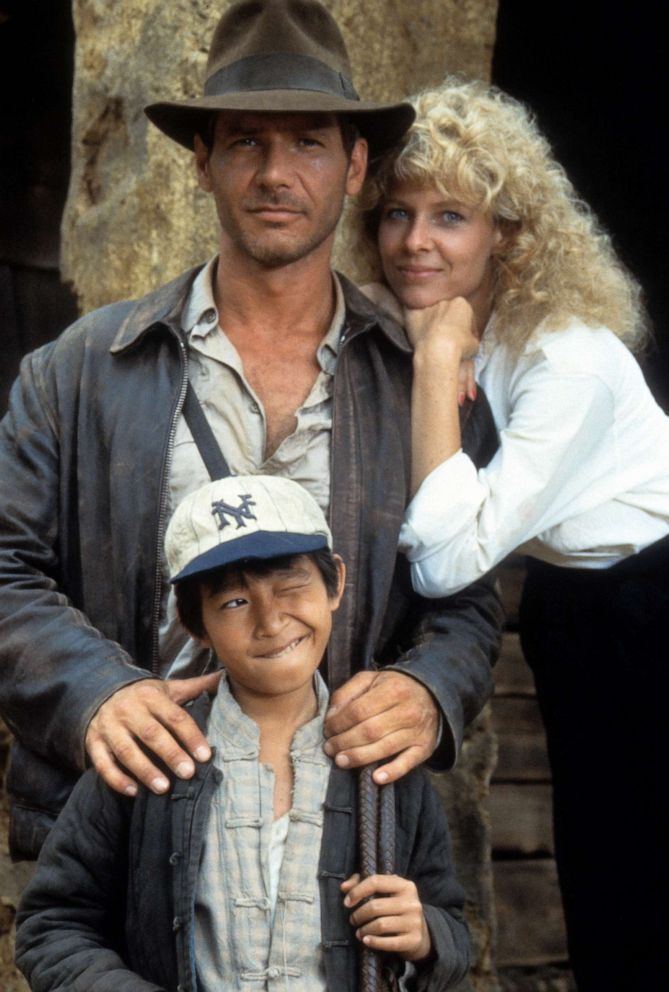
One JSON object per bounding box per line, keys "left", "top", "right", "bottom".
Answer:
{"left": 145, "top": 91, "right": 414, "bottom": 158}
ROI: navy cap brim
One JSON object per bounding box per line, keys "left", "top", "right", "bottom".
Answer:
{"left": 170, "top": 530, "right": 329, "bottom": 583}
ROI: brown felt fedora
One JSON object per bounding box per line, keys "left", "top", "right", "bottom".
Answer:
{"left": 144, "top": 0, "right": 414, "bottom": 157}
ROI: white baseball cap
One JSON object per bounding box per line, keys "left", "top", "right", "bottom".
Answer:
{"left": 166, "top": 475, "right": 332, "bottom": 583}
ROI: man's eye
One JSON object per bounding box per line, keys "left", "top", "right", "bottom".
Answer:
{"left": 231, "top": 137, "right": 258, "bottom": 148}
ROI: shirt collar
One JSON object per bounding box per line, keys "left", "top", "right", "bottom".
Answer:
{"left": 181, "top": 255, "right": 345, "bottom": 374}
{"left": 208, "top": 670, "right": 330, "bottom": 761}
{"left": 181, "top": 255, "right": 220, "bottom": 339}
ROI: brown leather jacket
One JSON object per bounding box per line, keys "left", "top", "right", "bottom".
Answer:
{"left": 0, "top": 267, "right": 502, "bottom": 859}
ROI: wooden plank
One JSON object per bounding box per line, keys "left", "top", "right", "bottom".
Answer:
{"left": 494, "top": 859, "right": 568, "bottom": 967}
{"left": 489, "top": 783, "right": 554, "bottom": 856}
{"left": 493, "top": 697, "right": 545, "bottom": 736}
{"left": 492, "top": 698, "right": 550, "bottom": 782}
{"left": 494, "top": 632, "right": 535, "bottom": 697}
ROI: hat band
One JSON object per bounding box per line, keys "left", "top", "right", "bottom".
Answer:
{"left": 204, "top": 52, "right": 360, "bottom": 102}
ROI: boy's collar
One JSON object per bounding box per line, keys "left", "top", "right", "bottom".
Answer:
{"left": 206, "top": 671, "right": 331, "bottom": 761}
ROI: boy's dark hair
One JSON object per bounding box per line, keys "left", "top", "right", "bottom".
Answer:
{"left": 175, "top": 549, "right": 340, "bottom": 640}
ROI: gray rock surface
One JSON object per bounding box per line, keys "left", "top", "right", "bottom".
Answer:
{"left": 62, "top": 0, "right": 498, "bottom": 310}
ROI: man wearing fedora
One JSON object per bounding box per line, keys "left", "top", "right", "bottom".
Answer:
{"left": 0, "top": 0, "right": 501, "bottom": 861}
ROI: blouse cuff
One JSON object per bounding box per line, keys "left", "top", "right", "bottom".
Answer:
{"left": 399, "top": 451, "right": 484, "bottom": 560}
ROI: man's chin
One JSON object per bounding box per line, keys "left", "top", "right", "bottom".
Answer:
{"left": 237, "top": 227, "right": 337, "bottom": 269}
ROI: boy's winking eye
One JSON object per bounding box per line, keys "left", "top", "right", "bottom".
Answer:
{"left": 215, "top": 567, "right": 314, "bottom": 611}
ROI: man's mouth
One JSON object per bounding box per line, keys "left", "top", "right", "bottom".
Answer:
{"left": 247, "top": 203, "right": 303, "bottom": 220}
{"left": 258, "top": 634, "right": 308, "bottom": 659}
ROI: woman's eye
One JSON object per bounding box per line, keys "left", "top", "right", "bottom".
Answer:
{"left": 384, "top": 207, "right": 409, "bottom": 222}
{"left": 441, "top": 210, "right": 464, "bottom": 224}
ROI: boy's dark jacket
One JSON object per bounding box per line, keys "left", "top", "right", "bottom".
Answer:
{"left": 16, "top": 694, "right": 470, "bottom": 992}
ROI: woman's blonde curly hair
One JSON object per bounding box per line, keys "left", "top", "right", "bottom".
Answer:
{"left": 359, "top": 77, "right": 648, "bottom": 353}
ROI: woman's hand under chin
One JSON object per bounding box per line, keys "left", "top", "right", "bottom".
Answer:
{"left": 403, "top": 296, "right": 479, "bottom": 353}
{"left": 404, "top": 296, "right": 479, "bottom": 404}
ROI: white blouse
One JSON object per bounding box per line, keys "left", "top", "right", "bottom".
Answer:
{"left": 400, "top": 318, "right": 669, "bottom": 597}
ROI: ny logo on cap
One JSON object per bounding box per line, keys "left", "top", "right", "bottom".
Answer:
{"left": 211, "top": 494, "right": 257, "bottom": 530}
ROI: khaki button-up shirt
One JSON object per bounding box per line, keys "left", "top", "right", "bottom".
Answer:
{"left": 159, "top": 257, "right": 345, "bottom": 678}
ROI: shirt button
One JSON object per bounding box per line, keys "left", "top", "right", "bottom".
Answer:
{"left": 202, "top": 308, "right": 217, "bottom": 324}
{"left": 268, "top": 967, "right": 280, "bottom": 979}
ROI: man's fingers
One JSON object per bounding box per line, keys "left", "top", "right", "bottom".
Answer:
{"left": 327, "top": 704, "right": 405, "bottom": 754}
{"left": 372, "top": 746, "right": 427, "bottom": 784}
{"left": 101, "top": 731, "right": 174, "bottom": 795}
{"left": 85, "top": 679, "right": 213, "bottom": 796}
{"left": 149, "top": 695, "right": 212, "bottom": 763}
{"left": 325, "top": 673, "right": 438, "bottom": 767}
{"left": 325, "top": 670, "right": 376, "bottom": 727}
{"left": 86, "top": 735, "right": 141, "bottom": 797}
{"left": 333, "top": 737, "right": 430, "bottom": 780}
{"left": 328, "top": 717, "right": 419, "bottom": 764}
{"left": 166, "top": 670, "right": 223, "bottom": 704}
{"left": 325, "top": 670, "right": 415, "bottom": 737}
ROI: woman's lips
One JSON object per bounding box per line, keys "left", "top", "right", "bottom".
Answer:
{"left": 397, "top": 266, "right": 442, "bottom": 280}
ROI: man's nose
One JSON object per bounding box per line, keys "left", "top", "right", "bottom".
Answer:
{"left": 404, "top": 217, "right": 432, "bottom": 252}
{"left": 255, "top": 139, "right": 293, "bottom": 188}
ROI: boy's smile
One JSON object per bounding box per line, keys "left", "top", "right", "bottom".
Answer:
{"left": 200, "top": 555, "right": 345, "bottom": 705}
{"left": 255, "top": 633, "right": 309, "bottom": 659}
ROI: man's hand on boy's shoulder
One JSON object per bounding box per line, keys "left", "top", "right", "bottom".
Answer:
{"left": 85, "top": 671, "right": 223, "bottom": 797}
{"left": 323, "top": 670, "right": 439, "bottom": 783}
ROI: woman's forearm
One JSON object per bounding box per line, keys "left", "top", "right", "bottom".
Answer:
{"left": 410, "top": 337, "right": 463, "bottom": 497}
{"left": 404, "top": 298, "right": 479, "bottom": 497}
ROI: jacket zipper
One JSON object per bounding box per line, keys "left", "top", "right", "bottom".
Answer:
{"left": 150, "top": 336, "right": 189, "bottom": 675}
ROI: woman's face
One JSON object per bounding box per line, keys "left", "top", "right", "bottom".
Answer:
{"left": 377, "top": 180, "right": 502, "bottom": 326}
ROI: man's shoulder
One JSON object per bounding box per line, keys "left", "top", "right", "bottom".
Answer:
{"left": 337, "top": 273, "right": 410, "bottom": 354}
{"left": 32, "top": 266, "right": 203, "bottom": 372}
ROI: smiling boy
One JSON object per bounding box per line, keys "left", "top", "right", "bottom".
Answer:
{"left": 16, "top": 476, "right": 469, "bottom": 992}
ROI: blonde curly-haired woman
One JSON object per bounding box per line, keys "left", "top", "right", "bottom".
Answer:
{"left": 361, "top": 78, "right": 669, "bottom": 992}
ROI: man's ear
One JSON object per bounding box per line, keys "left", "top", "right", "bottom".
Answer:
{"left": 345, "top": 137, "right": 368, "bottom": 197}
{"left": 330, "top": 554, "right": 347, "bottom": 611}
{"left": 194, "top": 133, "right": 213, "bottom": 193}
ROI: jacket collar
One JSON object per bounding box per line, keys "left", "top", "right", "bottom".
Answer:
{"left": 337, "top": 273, "right": 412, "bottom": 355}
{"left": 109, "top": 264, "right": 412, "bottom": 356}
{"left": 110, "top": 265, "right": 204, "bottom": 354}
